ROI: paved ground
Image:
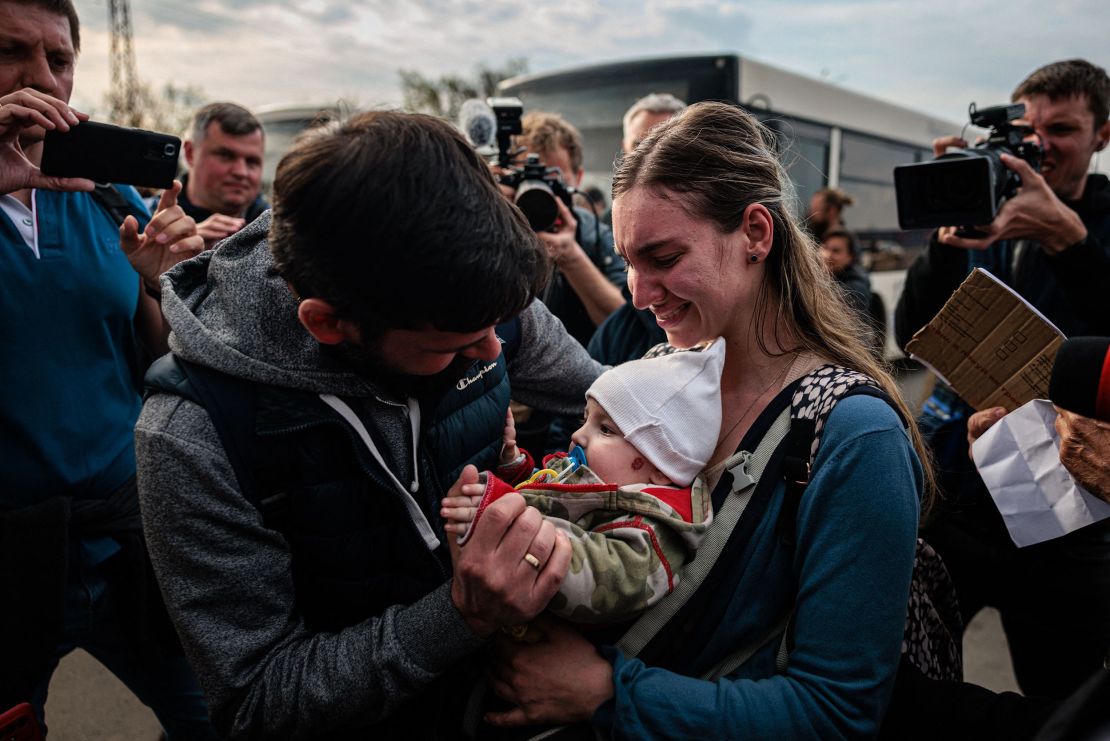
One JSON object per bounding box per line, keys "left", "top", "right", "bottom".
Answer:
{"left": 42, "top": 362, "right": 1024, "bottom": 738}
{"left": 43, "top": 609, "right": 1022, "bottom": 738}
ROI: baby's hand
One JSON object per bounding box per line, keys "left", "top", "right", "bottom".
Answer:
{"left": 439, "top": 479, "right": 487, "bottom": 536}
{"left": 499, "top": 408, "right": 521, "bottom": 466}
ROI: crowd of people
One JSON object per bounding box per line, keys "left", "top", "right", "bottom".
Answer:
{"left": 2, "top": 0, "right": 1110, "bottom": 738}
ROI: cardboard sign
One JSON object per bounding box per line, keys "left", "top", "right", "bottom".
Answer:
{"left": 905, "top": 268, "right": 1065, "bottom": 412}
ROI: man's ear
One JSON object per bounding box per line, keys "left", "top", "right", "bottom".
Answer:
{"left": 297, "top": 298, "right": 360, "bottom": 345}
{"left": 183, "top": 140, "right": 195, "bottom": 169}
{"left": 1095, "top": 120, "right": 1110, "bottom": 152}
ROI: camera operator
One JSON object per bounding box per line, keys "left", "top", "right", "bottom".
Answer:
{"left": 894, "top": 59, "right": 1110, "bottom": 701}
{"left": 510, "top": 111, "right": 625, "bottom": 348}
{"left": 0, "top": 0, "right": 212, "bottom": 735}
{"left": 897, "top": 59, "right": 1110, "bottom": 344}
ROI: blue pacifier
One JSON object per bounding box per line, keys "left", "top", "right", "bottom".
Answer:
{"left": 554, "top": 445, "right": 589, "bottom": 482}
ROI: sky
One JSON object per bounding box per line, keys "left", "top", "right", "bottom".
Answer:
{"left": 69, "top": 0, "right": 1110, "bottom": 127}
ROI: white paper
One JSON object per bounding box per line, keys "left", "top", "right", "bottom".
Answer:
{"left": 972, "top": 399, "right": 1110, "bottom": 547}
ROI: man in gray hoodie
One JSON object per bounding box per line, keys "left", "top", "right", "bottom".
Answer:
{"left": 135, "top": 111, "right": 603, "bottom": 739}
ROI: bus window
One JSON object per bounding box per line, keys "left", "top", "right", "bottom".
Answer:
{"left": 757, "top": 114, "right": 831, "bottom": 219}
{"left": 839, "top": 132, "right": 928, "bottom": 232}
{"left": 840, "top": 131, "right": 925, "bottom": 183}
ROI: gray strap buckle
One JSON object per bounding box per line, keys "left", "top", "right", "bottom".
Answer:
{"left": 726, "top": 451, "right": 756, "bottom": 492}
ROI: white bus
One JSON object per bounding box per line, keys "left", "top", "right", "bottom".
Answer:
{"left": 254, "top": 103, "right": 344, "bottom": 194}
{"left": 498, "top": 54, "right": 965, "bottom": 357}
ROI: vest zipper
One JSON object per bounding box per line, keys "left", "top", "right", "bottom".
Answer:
{"left": 259, "top": 415, "right": 446, "bottom": 571}
{"left": 318, "top": 394, "right": 439, "bottom": 550}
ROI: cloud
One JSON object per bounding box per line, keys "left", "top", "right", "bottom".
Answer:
{"left": 659, "top": 2, "right": 754, "bottom": 49}
{"left": 67, "top": 0, "right": 1109, "bottom": 127}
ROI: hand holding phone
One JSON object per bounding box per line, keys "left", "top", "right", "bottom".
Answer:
{"left": 41, "top": 120, "right": 180, "bottom": 189}
{"left": 0, "top": 87, "right": 93, "bottom": 195}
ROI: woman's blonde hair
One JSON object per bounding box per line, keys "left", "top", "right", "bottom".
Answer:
{"left": 613, "top": 101, "right": 935, "bottom": 512}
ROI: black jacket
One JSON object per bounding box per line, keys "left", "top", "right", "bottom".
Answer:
{"left": 176, "top": 172, "right": 270, "bottom": 225}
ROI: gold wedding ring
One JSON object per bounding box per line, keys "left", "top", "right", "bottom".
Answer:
{"left": 523, "top": 552, "right": 541, "bottom": 569}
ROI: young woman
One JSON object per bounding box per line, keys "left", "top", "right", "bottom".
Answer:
{"left": 481, "top": 101, "right": 934, "bottom": 739}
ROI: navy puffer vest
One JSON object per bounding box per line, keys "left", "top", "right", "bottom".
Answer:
{"left": 143, "top": 344, "right": 513, "bottom": 633}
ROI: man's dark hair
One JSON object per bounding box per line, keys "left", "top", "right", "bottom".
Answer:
{"left": 822, "top": 228, "right": 857, "bottom": 257}
{"left": 1013, "top": 59, "right": 1110, "bottom": 126}
{"left": 583, "top": 185, "right": 606, "bottom": 208}
{"left": 190, "top": 102, "right": 263, "bottom": 143}
{"left": 15, "top": 0, "right": 80, "bottom": 52}
{"left": 815, "top": 187, "right": 855, "bottom": 211}
{"left": 270, "top": 110, "right": 549, "bottom": 338}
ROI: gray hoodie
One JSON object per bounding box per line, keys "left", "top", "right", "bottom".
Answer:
{"left": 135, "top": 213, "right": 602, "bottom": 739}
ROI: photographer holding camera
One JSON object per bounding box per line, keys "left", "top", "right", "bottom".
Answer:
{"left": 894, "top": 59, "right": 1110, "bottom": 701}
{"left": 510, "top": 111, "right": 625, "bottom": 348}
{"left": 897, "top": 59, "right": 1110, "bottom": 344}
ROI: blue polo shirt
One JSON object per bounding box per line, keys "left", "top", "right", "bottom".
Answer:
{"left": 0, "top": 186, "right": 149, "bottom": 509}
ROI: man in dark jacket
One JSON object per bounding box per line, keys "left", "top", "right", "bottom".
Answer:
{"left": 136, "top": 112, "right": 602, "bottom": 739}
{"left": 896, "top": 59, "right": 1110, "bottom": 344}
{"left": 894, "top": 59, "right": 1110, "bottom": 701}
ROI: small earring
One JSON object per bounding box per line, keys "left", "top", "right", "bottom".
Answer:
{"left": 749, "top": 254, "right": 758, "bottom": 263}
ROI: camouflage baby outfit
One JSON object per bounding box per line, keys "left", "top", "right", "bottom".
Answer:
{"left": 459, "top": 453, "right": 712, "bottom": 624}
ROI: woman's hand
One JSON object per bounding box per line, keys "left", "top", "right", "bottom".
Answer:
{"left": 486, "top": 614, "right": 615, "bottom": 727}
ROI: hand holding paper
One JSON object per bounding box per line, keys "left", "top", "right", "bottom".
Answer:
{"left": 972, "top": 399, "right": 1110, "bottom": 547}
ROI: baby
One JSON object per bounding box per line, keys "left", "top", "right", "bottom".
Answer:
{"left": 441, "top": 339, "right": 725, "bottom": 624}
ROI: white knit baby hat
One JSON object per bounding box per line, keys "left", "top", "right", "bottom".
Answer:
{"left": 586, "top": 339, "right": 726, "bottom": 485}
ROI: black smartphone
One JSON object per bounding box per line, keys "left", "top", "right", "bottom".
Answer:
{"left": 41, "top": 120, "right": 180, "bottom": 189}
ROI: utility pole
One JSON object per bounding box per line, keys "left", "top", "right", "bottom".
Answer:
{"left": 108, "top": 0, "right": 140, "bottom": 126}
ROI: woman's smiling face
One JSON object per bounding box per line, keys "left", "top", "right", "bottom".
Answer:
{"left": 613, "top": 186, "right": 756, "bottom": 349}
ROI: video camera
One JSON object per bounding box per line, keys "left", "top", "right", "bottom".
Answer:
{"left": 481, "top": 97, "right": 577, "bottom": 232}
{"left": 894, "top": 102, "right": 1043, "bottom": 231}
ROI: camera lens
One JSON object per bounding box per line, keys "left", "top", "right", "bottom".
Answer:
{"left": 163, "top": 143, "right": 177, "bottom": 157}
{"left": 515, "top": 180, "right": 558, "bottom": 232}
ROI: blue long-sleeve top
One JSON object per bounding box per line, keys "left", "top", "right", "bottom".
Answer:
{"left": 594, "top": 394, "right": 922, "bottom": 739}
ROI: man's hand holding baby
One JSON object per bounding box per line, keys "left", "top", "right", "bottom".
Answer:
{"left": 446, "top": 465, "right": 571, "bottom": 638}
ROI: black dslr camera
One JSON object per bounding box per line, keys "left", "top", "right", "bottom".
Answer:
{"left": 894, "top": 102, "right": 1043, "bottom": 231}
{"left": 488, "top": 97, "right": 576, "bottom": 232}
